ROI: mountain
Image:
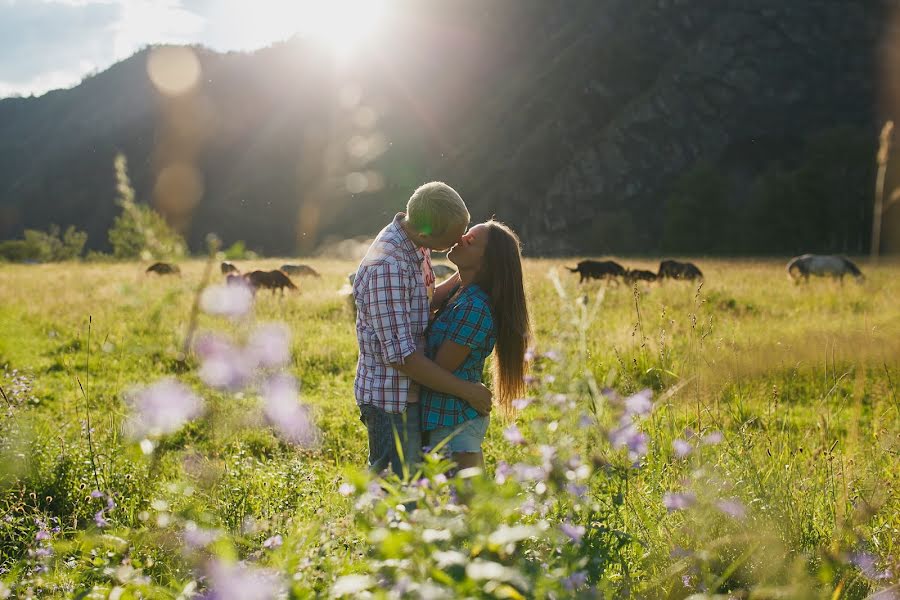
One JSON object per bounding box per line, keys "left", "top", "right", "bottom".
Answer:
{"left": 1, "top": 0, "right": 895, "bottom": 256}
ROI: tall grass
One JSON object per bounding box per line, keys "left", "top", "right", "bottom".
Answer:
{"left": 0, "top": 258, "right": 897, "bottom": 597}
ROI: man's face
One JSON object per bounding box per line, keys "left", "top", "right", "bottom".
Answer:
{"left": 423, "top": 221, "right": 468, "bottom": 251}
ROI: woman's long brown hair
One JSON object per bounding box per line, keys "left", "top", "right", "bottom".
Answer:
{"left": 474, "top": 220, "right": 531, "bottom": 409}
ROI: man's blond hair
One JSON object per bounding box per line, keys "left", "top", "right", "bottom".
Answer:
{"left": 406, "top": 182, "right": 469, "bottom": 236}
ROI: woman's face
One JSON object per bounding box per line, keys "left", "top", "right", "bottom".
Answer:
{"left": 447, "top": 223, "right": 489, "bottom": 270}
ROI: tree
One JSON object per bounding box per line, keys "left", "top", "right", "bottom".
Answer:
{"left": 661, "top": 164, "right": 729, "bottom": 254}
{"left": 108, "top": 153, "right": 186, "bottom": 260}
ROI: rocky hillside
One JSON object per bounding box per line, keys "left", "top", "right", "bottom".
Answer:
{"left": 0, "top": 0, "right": 894, "bottom": 256}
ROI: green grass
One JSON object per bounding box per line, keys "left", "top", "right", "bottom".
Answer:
{"left": 0, "top": 257, "right": 898, "bottom": 598}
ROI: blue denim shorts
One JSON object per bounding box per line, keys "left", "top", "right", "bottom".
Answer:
{"left": 429, "top": 415, "right": 489, "bottom": 454}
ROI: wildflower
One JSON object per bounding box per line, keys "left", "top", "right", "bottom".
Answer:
{"left": 624, "top": 389, "right": 653, "bottom": 417}
{"left": 715, "top": 499, "right": 747, "bottom": 519}
{"left": 196, "top": 334, "right": 254, "bottom": 390}
{"left": 578, "top": 413, "right": 593, "bottom": 428}
{"left": 338, "top": 483, "right": 355, "bottom": 497}
{"left": 524, "top": 347, "right": 536, "bottom": 362}
{"left": 94, "top": 511, "right": 109, "bottom": 528}
{"left": 90, "top": 490, "right": 104, "bottom": 499}
{"left": 263, "top": 534, "right": 283, "bottom": 549}
{"left": 183, "top": 523, "right": 222, "bottom": 548}
{"left": 663, "top": 492, "right": 696, "bottom": 512}
{"left": 523, "top": 375, "right": 538, "bottom": 385}
{"left": 124, "top": 378, "right": 204, "bottom": 438}
{"left": 609, "top": 422, "right": 648, "bottom": 461}
{"left": 562, "top": 570, "right": 588, "bottom": 591}
{"left": 543, "top": 349, "right": 561, "bottom": 362}
{"left": 503, "top": 424, "right": 525, "bottom": 445}
{"left": 494, "top": 461, "right": 512, "bottom": 484}
{"left": 247, "top": 323, "right": 291, "bottom": 369}
{"left": 261, "top": 375, "right": 319, "bottom": 447}
{"left": 512, "top": 398, "right": 532, "bottom": 410}
{"left": 701, "top": 431, "right": 723, "bottom": 445}
{"left": 206, "top": 561, "right": 285, "bottom": 600}
{"left": 849, "top": 551, "right": 893, "bottom": 580}
{"left": 566, "top": 483, "right": 588, "bottom": 499}
{"left": 200, "top": 283, "right": 253, "bottom": 318}
{"left": 560, "top": 521, "right": 586, "bottom": 544}
{"left": 673, "top": 439, "right": 692, "bottom": 458}
{"left": 34, "top": 530, "right": 50, "bottom": 541}
{"left": 543, "top": 374, "right": 556, "bottom": 384}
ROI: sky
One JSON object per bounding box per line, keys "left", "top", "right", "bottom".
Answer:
{"left": 0, "top": 0, "right": 386, "bottom": 98}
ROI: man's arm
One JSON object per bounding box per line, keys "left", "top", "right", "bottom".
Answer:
{"left": 391, "top": 352, "right": 492, "bottom": 415}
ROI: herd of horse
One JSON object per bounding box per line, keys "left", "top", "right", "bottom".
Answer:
{"left": 144, "top": 253, "right": 867, "bottom": 293}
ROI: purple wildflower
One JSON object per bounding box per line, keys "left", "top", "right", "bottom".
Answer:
{"left": 511, "top": 398, "right": 532, "bottom": 410}
{"left": 196, "top": 334, "right": 254, "bottom": 390}
{"left": 205, "top": 561, "right": 285, "bottom": 600}
{"left": 34, "top": 530, "right": 50, "bottom": 541}
{"left": 494, "top": 461, "right": 513, "bottom": 485}
{"left": 338, "top": 483, "right": 355, "bottom": 497}
{"left": 681, "top": 574, "right": 693, "bottom": 588}
{"left": 90, "top": 490, "right": 104, "bottom": 499}
{"left": 200, "top": 283, "right": 254, "bottom": 318}
{"left": 562, "top": 571, "right": 588, "bottom": 591}
{"left": 261, "top": 375, "right": 319, "bottom": 447}
{"left": 673, "top": 439, "right": 692, "bottom": 458}
{"left": 124, "top": 378, "right": 204, "bottom": 438}
{"left": 560, "top": 522, "right": 586, "bottom": 543}
{"left": 183, "top": 524, "right": 222, "bottom": 548}
{"left": 609, "top": 422, "right": 648, "bottom": 461}
{"left": 262, "top": 534, "right": 283, "bottom": 549}
{"left": 543, "top": 349, "right": 561, "bottom": 362}
{"left": 578, "top": 413, "right": 593, "bottom": 428}
{"left": 247, "top": 323, "right": 291, "bottom": 369}
{"left": 523, "top": 375, "right": 537, "bottom": 385}
{"left": 524, "top": 347, "right": 536, "bottom": 362}
{"left": 715, "top": 499, "right": 747, "bottom": 519}
{"left": 701, "top": 431, "right": 724, "bottom": 445}
{"left": 512, "top": 462, "right": 547, "bottom": 482}
{"left": 503, "top": 424, "right": 525, "bottom": 445}
{"left": 94, "top": 511, "right": 109, "bottom": 528}
{"left": 566, "top": 483, "right": 588, "bottom": 499}
{"left": 663, "top": 492, "right": 696, "bottom": 512}
{"left": 543, "top": 375, "right": 556, "bottom": 384}
{"left": 624, "top": 389, "right": 653, "bottom": 417}
{"left": 849, "top": 551, "right": 893, "bottom": 580}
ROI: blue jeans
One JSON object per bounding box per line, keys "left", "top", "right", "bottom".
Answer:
{"left": 359, "top": 403, "right": 422, "bottom": 478}
{"left": 429, "top": 416, "right": 489, "bottom": 454}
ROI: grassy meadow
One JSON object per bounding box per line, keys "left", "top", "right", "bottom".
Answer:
{"left": 0, "top": 257, "right": 898, "bottom": 598}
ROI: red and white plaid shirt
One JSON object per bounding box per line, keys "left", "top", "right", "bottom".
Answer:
{"left": 353, "top": 213, "right": 434, "bottom": 413}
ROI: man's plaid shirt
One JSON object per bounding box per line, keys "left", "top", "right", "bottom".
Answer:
{"left": 353, "top": 213, "right": 434, "bottom": 414}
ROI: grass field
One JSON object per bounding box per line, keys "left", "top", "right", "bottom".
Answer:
{"left": 1, "top": 257, "right": 898, "bottom": 598}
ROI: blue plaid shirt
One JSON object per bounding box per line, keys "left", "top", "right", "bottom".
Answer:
{"left": 422, "top": 285, "right": 496, "bottom": 431}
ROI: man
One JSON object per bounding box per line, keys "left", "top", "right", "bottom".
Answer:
{"left": 353, "top": 181, "right": 492, "bottom": 478}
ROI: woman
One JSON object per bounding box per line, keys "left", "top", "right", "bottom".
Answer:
{"left": 421, "top": 219, "right": 531, "bottom": 469}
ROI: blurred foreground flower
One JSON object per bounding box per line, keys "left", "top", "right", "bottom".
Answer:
{"left": 247, "top": 323, "right": 291, "bottom": 369}
{"left": 195, "top": 333, "right": 254, "bottom": 390}
{"left": 204, "top": 561, "right": 285, "bottom": 600}
{"left": 200, "top": 283, "right": 253, "bottom": 318}
{"left": 663, "top": 492, "right": 696, "bottom": 512}
{"left": 261, "top": 375, "right": 320, "bottom": 447}
{"left": 503, "top": 424, "right": 525, "bottom": 445}
{"left": 124, "top": 378, "right": 204, "bottom": 438}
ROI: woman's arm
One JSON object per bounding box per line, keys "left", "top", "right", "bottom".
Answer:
{"left": 430, "top": 272, "right": 460, "bottom": 311}
{"left": 433, "top": 340, "right": 472, "bottom": 373}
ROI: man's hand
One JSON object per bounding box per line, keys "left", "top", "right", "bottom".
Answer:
{"left": 464, "top": 382, "right": 493, "bottom": 416}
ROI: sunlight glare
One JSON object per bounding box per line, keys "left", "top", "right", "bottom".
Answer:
{"left": 222, "top": 0, "right": 387, "bottom": 58}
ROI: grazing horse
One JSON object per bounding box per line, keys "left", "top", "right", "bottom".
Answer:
{"left": 280, "top": 264, "right": 320, "bottom": 278}
{"left": 625, "top": 269, "right": 657, "bottom": 284}
{"left": 786, "top": 254, "right": 864, "bottom": 283}
{"left": 658, "top": 260, "right": 703, "bottom": 281}
{"left": 245, "top": 270, "right": 298, "bottom": 294}
{"left": 146, "top": 262, "right": 180, "bottom": 276}
{"left": 567, "top": 260, "right": 627, "bottom": 283}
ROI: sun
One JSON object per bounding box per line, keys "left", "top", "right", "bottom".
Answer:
{"left": 225, "top": 0, "right": 388, "bottom": 58}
